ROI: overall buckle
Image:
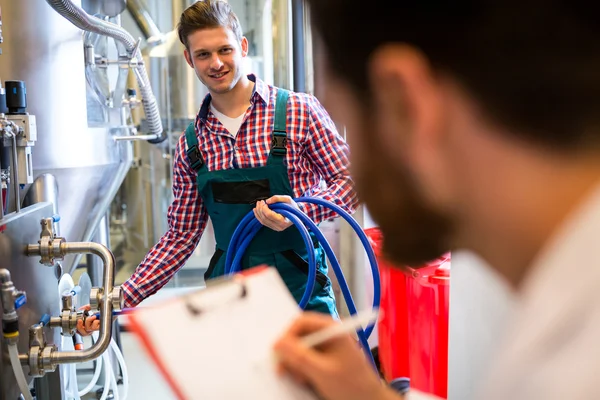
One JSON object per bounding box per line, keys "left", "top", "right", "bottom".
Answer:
{"left": 271, "top": 134, "right": 287, "bottom": 156}
{"left": 187, "top": 145, "right": 205, "bottom": 171}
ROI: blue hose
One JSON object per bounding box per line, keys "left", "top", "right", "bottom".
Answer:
{"left": 224, "top": 198, "right": 381, "bottom": 368}
{"left": 227, "top": 210, "right": 317, "bottom": 308}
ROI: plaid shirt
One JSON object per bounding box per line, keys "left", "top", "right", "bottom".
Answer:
{"left": 122, "top": 75, "right": 357, "bottom": 307}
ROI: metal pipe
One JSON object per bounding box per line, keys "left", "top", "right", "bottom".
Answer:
{"left": 0, "top": 268, "right": 15, "bottom": 322}
{"left": 10, "top": 134, "right": 20, "bottom": 212}
{"left": 27, "top": 242, "right": 115, "bottom": 364}
{"left": 88, "top": 214, "right": 110, "bottom": 287}
{"left": 45, "top": 0, "right": 166, "bottom": 143}
{"left": 0, "top": 268, "right": 11, "bottom": 284}
{"left": 0, "top": 268, "right": 18, "bottom": 333}
{"left": 113, "top": 133, "right": 160, "bottom": 142}
{"left": 126, "top": 0, "right": 164, "bottom": 46}
{"left": 52, "top": 242, "right": 115, "bottom": 364}
{"left": 291, "top": 0, "right": 306, "bottom": 93}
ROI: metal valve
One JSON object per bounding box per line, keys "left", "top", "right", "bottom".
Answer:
{"left": 59, "top": 291, "right": 78, "bottom": 336}
{"left": 89, "top": 287, "right": 103, "bottom": 311}
{"left": 35, "top": 217, "right": 66, "bottom": 266}
{"left": 111, "top": 286, "right": 123, "bottom": 311}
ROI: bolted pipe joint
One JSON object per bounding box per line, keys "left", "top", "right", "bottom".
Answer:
{"left": 27, "top": 217, "right": 67, "bottom": 266}
{"left": 111, "top": 286, "right": 124, "bottom": 312}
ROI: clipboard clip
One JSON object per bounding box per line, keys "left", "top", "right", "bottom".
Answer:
{"left": 184, "top": 277, "right": 248, "bottom": 316}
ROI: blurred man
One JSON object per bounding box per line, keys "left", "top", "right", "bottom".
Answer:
{"left": 275, "top": 1, "right": 600, "bottom": 399}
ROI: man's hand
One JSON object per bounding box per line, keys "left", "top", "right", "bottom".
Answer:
{"left": 274, "top": 312, "right": 401, "bottom": 400}
{"left": 254, "top": 195, "right": 299, "bottom": 231}
{"left": 76, "top": 305, "right": 100, "bottom": 337}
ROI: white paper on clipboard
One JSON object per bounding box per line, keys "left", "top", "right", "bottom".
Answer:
{"left": 128, "top": 266, "right": 319, "bottom": 400}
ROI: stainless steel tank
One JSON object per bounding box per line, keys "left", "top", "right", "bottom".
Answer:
{"left": 0, "top": 0, "right": 133, "bottom": 397}
{"left": 0, "top": 203, "right": 65, "bottom": 400}
{"left": 0, "top": 0, "right": 133, "bottom": 273}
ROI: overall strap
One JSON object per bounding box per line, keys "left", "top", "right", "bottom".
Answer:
{"left": 268, "top": 89, "right": 290, "bottom": 163}
{"left": 184, "top": 121, "right": 206, "bottom": 172}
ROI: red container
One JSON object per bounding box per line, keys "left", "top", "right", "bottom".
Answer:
{"left": 366, "top": 228, "right": 450, "bottom": 399}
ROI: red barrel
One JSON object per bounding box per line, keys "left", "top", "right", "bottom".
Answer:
{"left": 366, "top": 228, "right": 450, "bottom": 399}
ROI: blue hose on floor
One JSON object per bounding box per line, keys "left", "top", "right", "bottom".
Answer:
{"left": 224, "top": 197, "right": 381, "bottom": 368}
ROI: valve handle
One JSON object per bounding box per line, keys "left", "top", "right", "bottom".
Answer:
{"left": 14, "top": 292, "right": 26, "bottom": 310}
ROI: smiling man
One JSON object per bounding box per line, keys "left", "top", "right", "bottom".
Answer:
{"left": 115, "top": 0, "right": 356, "bottom": 316}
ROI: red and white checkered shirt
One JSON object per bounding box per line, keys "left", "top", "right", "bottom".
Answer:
{"left": 122, "top": 75, "right": 357, "bottom": 307}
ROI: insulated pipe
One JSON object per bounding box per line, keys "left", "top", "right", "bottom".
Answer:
{"left": 27, "top": 242, "right": 116, "bottom": 364}
{"left": 45, "top": 0, "right": 166, "bottom": 143}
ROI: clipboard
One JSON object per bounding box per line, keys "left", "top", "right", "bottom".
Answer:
{"left": 128, "top": 266, "right": 319, "bottom": 400}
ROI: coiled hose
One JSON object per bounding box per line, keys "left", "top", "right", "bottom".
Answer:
{"left": 224, "top": 197, "right": 381, "bottom": 367}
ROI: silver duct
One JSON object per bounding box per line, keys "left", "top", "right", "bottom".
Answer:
{"left": 126, "top": 0, "right": 164, "bottom": 47}
{"left": 45, "top": 0, "right": 166, "bottom": 143}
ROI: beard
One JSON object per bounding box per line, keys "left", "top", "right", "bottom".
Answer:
{"left": 353, "top": 130, "right": 454, "bottom": 268}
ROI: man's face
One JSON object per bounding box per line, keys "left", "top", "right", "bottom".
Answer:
{"left": 184, "top": 27, "right": 248, "bottom": 95}
{"left": 318, "top": 53, "right": 453, "bottom": 267}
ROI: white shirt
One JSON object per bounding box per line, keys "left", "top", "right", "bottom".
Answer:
{"left": 477, "top": 182, "right": 600, "bottom": 399}
{"left": 210, "top": 104, "right": 245, "bottom": 138}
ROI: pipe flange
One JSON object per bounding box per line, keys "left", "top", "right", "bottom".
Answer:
{"left": 41, "top": 345, "right": 57, "bottom": 374}
{"left": 28, "top": 345, "right": 41, "bottom": 377}
{"left": 90, "top": 287, "right": 103, "bottom": 311}
{"left": 69, "top": 313, "right": 78, "bottom": 334}
{"left": 38, "top": 237, "right": 51, "bottom": 265}
{"left": 111, "top": 286, "right": 123, "bottom": 311}
{"left": 51, "top": 237, "right": 65, "bottom": 261}
{"left": 60, "top": 310, "right": 77, "bottom": 336}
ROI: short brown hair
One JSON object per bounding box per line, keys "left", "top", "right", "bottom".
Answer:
{"left": 308, "top": 0, "right": 600, "bottom": 152}
{"left": 177, "top": 0, "right": 243, "bottom": 49}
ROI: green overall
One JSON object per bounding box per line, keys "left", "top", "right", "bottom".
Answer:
{"left": 184, "top": 89, "right": 338, "bottom": 316}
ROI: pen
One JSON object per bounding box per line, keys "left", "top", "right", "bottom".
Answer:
{"left": 300, "top": 308, "right": 379, "bottom": 349}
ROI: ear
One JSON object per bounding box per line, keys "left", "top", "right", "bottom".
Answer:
{"left": 367, "top": 45, "right": 443, "bottom": 167}
{"left": 184, "top": 48, "right": 194, "bottom": 68}
{"left": 240, "top": 36, "right": 249, "bottom": 57}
